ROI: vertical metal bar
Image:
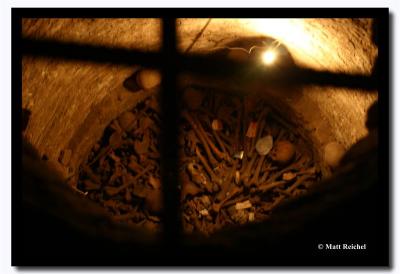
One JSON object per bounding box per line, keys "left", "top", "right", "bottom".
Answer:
{"left": 160, "top": 18, "right": 181, "bottom": 247}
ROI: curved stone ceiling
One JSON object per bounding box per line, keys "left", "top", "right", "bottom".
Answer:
{"left": 21, "top": 18, "right": 378, "bottom": 174}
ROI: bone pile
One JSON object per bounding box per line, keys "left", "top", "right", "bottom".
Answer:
{"left": 77, "top": 88, "right": 322, "bottom": 236}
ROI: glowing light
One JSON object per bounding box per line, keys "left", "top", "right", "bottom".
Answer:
{"left": 261, "top": 50, "right": 277, "bottom": 65}
{"left": 246, "top": 19, "right": 313, "bottom": 54}
{"left": 238, "top": 18, "right": 372, "bottom": 73}
{"left": 244, "top": 19, "right": 318, "bottom": 67}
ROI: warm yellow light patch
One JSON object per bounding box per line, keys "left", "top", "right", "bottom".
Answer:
{"left": 261, "top": 50, "right": 277, "bottom": 65}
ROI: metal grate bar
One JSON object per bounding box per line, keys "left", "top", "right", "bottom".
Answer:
{"left": 160, "top": 18, "right": 181, "bottom": 247}
{"left": 21, "top": 37, "right": 378, "bottom": 91}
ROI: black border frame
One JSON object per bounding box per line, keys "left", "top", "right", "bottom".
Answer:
{"left": 12, "top": 8, "right": 390, "bottom": 267}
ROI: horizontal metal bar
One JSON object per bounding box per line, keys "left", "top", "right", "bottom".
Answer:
{"left": 21, "top": 38, "right": 160, "bottom": 67}
{"left": 21, "top": 38, "right": 378, "bottom": 91}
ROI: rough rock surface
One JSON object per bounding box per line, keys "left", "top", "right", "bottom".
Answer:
{"left": 22, "top": 18, "right": 378, "bottom": 179}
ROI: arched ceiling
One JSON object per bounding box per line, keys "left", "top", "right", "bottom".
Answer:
{"left": 22, "top": 18, "right": 377, "bottom": 74}
{"left": 21, "top": 18, "right": 378, "bottom": 175}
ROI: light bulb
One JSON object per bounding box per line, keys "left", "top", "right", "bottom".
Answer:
{"left": 261, "top": 50, "right": 277, "bottom": 65}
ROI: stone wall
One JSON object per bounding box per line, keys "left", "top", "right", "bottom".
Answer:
{"left": 22, "top": 18, "right": 378, "bottom": 180}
